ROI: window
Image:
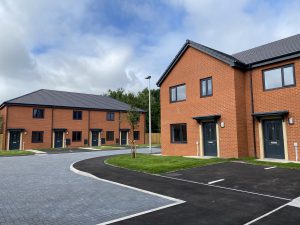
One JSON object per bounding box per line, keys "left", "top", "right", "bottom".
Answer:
{"left": 263, "top": 65, "right": 295, "bottom": 90}
{"left": 32, "top": 131, "right": 44, "bottom": 143}
{"left": 200, "top": 77, "right": 213, "bottom": 97}
{"left": 170, "top": 84, "right": 186, "bottom": 102}
{"left": 73, "top": 111, "right": 82, "bottom": 120}
{"left": 107, "top": 112, "right": 115, "bottom": 121}
{"left": 106, "top": 131, "right": 114, "bottom": 141}
{"left": 33, "top": 108, "right": 44, "bottom": 118}
{"left": 171, "top": 124, "right": 187, "bottom": 143}
{"left": 72, "top": 131, "right": 82, "bottom": 142}
{"left": 133, "top": 131, "right": 140, "bottom": 140}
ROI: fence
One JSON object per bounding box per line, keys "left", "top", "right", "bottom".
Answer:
{"left": 145, "top": 133, "right": 161, "bottom": 144}
{"left": 0, "top": 134, "right": 3, "bottom": 150}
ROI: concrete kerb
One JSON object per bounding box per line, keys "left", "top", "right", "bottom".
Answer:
{"left": 70, "top": 161, "right": 185, "bottom": 225}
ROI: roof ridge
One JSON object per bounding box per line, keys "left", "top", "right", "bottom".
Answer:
{"left": 232, "top": 33, "right": 300, "bottom": 56}
{"left": 39, "top": 89, "right": 106, "bottom": 97}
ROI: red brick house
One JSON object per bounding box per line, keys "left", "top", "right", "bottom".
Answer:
{"left": 0, "top": 89, "right": 145, "bottom": 150}
{"left": 157, "top": 34, "right": 300, "bottom": 161}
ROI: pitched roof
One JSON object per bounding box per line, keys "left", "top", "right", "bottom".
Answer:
{"left": 1, "top": 89, "right": 144, "bottom": 112}
{"left": 232, "top": 34, "right": 300, "bottom": 64}
{"left": 157, "top": 34, "right": 300, "bottom": 86}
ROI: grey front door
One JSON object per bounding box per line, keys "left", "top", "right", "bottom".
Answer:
{"left": 91, "top": 131, "right": 99, "bottom": 146}
{"left": 9, "top": 131, "right": 21, "bottom": 150}
{"left": 54, "top": 131, "right": 63, "bottom": 148}
{"left": 202, "top": 122, "right": 217, "bottom": 156}
{"left": 263, "top": 119, "right": 284, "bottom": 159}
{"left": 121, "top": 131, "right": 127, "bottom": 145}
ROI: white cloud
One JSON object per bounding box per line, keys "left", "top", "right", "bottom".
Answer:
{"left": 0, "top": 0, "right": 300, "bottom": 103}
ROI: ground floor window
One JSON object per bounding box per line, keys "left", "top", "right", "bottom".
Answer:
{"left": 134, "top": 131, "right": 140, "bottom": 140}
{"left": 72, "top": 131, "right": 82, "bottom": 142}
{"left": 170, "top": 123, "right": 187, "bottom": 143}
{"left": 32, "top": 131, "right": 44, "bottom": 143}
{"left": 106, "top": 131, "right": 114, "bottom": 141}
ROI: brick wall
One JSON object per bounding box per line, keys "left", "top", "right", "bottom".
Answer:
{"left": 250, "top": 58, "right": 300, "bottom": 161}
{"left": 2, "top": 106, "right": 145, "bottom": 150}
{"left": 160, "top": 45, "right": 300, "bottom": 160}
{"left": 160, "top": 47, "right": 244, "bottom": 157}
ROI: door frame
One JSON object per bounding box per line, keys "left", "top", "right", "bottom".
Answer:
{"left": 7, "top": 130, "right": 24, "bottom": 150}
{"left": 199, "top": 121, "right": 220, "bottom": 157}
{"left": 90, "top": 130, "right": 101, "bottom": 147}
{"left": 52, "top": 130, "right": 66, "bottom": 148}
{"left": 258, "top": 117, "right": 288, "bottom": 160}
{"left": 119, "top": 130, "right": 129, "bottom": 145}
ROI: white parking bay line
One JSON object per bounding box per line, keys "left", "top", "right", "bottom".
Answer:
{"left": 264, "top": 166, "right": 276, "bottom": 170}
{"left": 288, "top": 197, "right": 300, "bottom": 208}
{"left": 208, "top": 179, "right": 225, "bottom": 184}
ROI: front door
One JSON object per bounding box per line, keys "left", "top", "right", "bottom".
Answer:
{"left": 121, "top": 131, "right": 127, "bottom": 145}
{"left": 9, "top": 131, "right": 21, "bottom": 150}
{"left": 202, "top": 122, "right": 217, "bottom": 156}
{"left": 54, "top": 131, "right": 64, "bottom": 148}
{"left": 91, "top": 131, "right": 99, "bottom": 146}
{"left": 263, "top": 119, "right": 284, "bottom": 159}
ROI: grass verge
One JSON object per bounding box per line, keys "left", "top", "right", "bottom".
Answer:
{"left": 106, "top": 154, "right": 230, "bottom": 174}
{"left": 95, "top": 145, "right": 125, "bottom": 150}
{"left": 0, "top": 150, "right": 34, "bottom": 157}
{"left": 241, "top": 157, "right": 300, "bottom": 169}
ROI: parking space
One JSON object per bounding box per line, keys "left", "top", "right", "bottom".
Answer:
{"left": 74, "top": 157, "right": 300, "bottom": 225}
{"left": 164, "top": 161, "right": 300, "bottom": 199}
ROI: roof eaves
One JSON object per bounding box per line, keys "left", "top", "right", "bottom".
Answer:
{"left": 249, "top": 51, "right": 300, "bottom": 68}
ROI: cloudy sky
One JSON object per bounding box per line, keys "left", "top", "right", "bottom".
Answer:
{"left": 0, "top": 0, "right": 300, "bottom": 103}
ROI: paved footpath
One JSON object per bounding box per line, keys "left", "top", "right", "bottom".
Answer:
{"left": 0, "top": 149, "right": 175, "bottom": 225}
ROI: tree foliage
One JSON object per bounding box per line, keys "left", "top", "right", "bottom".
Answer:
{"left": 107, "top": 88, "right": 160, "bottom": 132}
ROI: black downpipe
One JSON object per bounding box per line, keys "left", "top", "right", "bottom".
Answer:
{"left": 250, "top": 69, "right": 257, "bottom": 158}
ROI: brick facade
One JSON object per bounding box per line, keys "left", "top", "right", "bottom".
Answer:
{"left": 0, "top": 105, "right": 145, "bottom": 150}
{"left": 160, "top": 46, "right": 300, "bottom": 161}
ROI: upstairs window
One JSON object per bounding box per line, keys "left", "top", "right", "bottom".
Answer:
{"left": 72, "top": 131, "right": 82, "bottom": 142}
{"left": 32, "top": 131, "right": 44, "bottom": 143}
{"left": 170, "top": 84, "right": 186, "bottom": 102}
{"left": 107, "top": 112, "right": 115, "bottom": 121}
{"left": 73, "top": 111, "right": 82, "bottom": 120}
{"left": 263, "top": 65, "right": 295, "bottom": 90}
{"left": 200, "top": 77, "right": 213, "bottom": 97}
{"left": 106, "top": 131, "right": 114, "bottom": 141}
{"left": 171, "top": 124, "right": 187, "bottom": 143}
{"left": 33, "top": 108, "right": 44, "bottom": 119}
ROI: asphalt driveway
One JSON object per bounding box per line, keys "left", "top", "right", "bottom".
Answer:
{"left": 0, "top": 148, "right": 177, "bottom": 225}
{"left": 74, "top": 158, "right": 300, "bottom": 225}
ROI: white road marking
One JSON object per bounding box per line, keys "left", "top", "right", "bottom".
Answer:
{"left": 243, "top": 202, "right": 290, "bottom": 225}
{"left": 70, "top": 162, "right": 185, "bottom": 225}
{"left": 288, "top": 197, "right": 300, "bottom": 208}
{"left": 208, "top": 179, "right": 224, "bottom": 184}
{"left": 157, "top": 174, "right": 291, "bottom": 201}
{"left": 264, "top": 166, "right": 276, "bottom": 170}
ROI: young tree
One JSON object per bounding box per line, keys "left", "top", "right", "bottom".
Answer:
{"left": 0, "top": 116, "right": 2, "bottom": 134}
{"left": 127, "top": 106, "right": 140, "bottom": 158}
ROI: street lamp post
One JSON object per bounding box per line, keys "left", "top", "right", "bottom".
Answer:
{"left": 145, "top": 76, "right": 152, "bottom": 154}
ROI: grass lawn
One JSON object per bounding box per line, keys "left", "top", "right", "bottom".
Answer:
{"left": 0, "top": 150, "right": 34, "bottom": 157}
{"left": 106, "top": 154, "right": 230, "bottom": 174}
{"left": 241, "top": 157, "right": 300, "bottom": 169}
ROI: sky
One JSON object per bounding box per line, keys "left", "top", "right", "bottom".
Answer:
{"left": 0, "top": 0, "right": 300, "bottom": 103}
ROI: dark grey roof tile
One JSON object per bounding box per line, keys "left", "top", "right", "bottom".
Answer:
{"left": 2, "top": 89, "right": 144, "bottom": 112}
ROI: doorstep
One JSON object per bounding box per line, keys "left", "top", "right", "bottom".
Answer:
{"left": 257, "top": 158, "right": 300, "bottom": 164}
{"left": 184, "top": 156, "right": 216, "bottom": 159}
{"left": 27, "top": 149, "right": 47, "bottom": 154}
